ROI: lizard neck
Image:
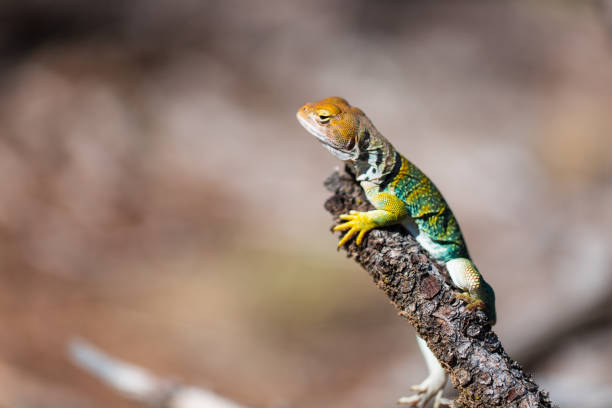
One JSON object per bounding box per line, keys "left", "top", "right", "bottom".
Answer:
{"left": 350, "top": 130, "right": 399, "bottom": 184}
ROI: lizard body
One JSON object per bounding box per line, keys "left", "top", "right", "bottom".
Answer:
{"left": 297, "top": 97, "right": 496, "bottom": 407}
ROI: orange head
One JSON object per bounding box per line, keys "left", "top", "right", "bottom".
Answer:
{"left": 297, "top": 97, "right": 369, "bottom": 161}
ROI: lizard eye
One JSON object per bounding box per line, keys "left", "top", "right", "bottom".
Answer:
{"left": 317, "top": 114, "right": 331, "bottom": 123}
{"left": 316, "top": 110, "right": 332, "bottom": 124}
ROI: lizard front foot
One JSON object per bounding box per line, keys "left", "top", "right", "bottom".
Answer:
{"left": 333, "top": 210, "right": 377, "bottom": 247}
{"left": 454, "top": 292, "right": 485, "bottom": 311}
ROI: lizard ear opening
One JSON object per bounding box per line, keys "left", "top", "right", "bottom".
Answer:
{"left": 358, "top": 128, "right": 370, "bottom": 150}
{"left": 346, "top": 137, "right": 356, "bottom": 151}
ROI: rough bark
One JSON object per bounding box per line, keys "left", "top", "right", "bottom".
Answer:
{"left": 323, "top": 169, "right": 555, "bottom": 408}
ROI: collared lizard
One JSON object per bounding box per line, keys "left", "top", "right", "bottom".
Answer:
{"left": 297, "top": 96, "right": 496, "bottom": 408}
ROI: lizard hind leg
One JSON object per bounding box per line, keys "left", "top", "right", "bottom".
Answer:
{"left": 446, "top": 258, "right": 496, "bottom": 325}
{"left": 398, "top": 336, "right": 453, "bottom": 407}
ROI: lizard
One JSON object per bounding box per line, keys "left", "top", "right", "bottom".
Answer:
{"left": 296, "top": 96, "right": 496, "bottom": 408}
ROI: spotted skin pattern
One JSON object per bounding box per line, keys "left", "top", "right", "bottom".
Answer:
{"left": 297, "top": 97, "right": 496, "bottom": 407}
{"left": 383, "top": 153, "right": 468, "bottom": 261}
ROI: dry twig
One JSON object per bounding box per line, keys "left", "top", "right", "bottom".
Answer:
{"left": 68, "top": 338, "right": 248, "bottom": 408}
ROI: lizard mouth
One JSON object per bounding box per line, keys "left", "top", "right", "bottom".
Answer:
{"left": 297, "top": 113, "right": 355, "bottom": 161}
{"left": 320, "top": 143, "right": 354, "bottom": 161}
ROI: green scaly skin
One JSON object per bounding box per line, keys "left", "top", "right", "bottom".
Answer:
{"left": 351, "top": 150, "right": 496, "bottom": 324}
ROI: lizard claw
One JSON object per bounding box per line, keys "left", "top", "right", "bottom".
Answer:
{"left": 455, "top": 292, "right": 485, "bottom": 311}
{"left": 398, "top": 379, "right": 452, "bottom": 407}
{"left": 398, "top": 391, "right": 452, "bottom": 408}
{"left": 409, "top": 384, "right": 427, "bottom": 393}
{"left": 333, "top": 211, "right": 376, "bottom": 247}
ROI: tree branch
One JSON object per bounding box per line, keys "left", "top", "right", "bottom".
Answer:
{"left": 323, "top": 169, "right": 556, "bottom": 408}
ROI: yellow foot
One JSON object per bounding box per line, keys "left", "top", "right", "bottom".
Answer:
{"left": 455, "top": 292, "right": 485, "bottom": 311}
{"left": 332, "top": 210, "right": 376, "bottom": 247}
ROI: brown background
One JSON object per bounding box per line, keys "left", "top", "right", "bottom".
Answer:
{"left": 0, "top": 1, "right": 611, "bottom": 407}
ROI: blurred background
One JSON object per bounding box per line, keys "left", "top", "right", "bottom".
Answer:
{"left": 0, "top": 0, "right": 611, "bottom": 407}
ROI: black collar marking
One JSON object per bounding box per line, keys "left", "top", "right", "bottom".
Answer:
{"left": 379, "top": 151, "right": 402, "bottom": 191}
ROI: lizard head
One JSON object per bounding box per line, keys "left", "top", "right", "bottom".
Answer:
{"left": 297, "top": 97, "right": 370, "bottom": 161}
